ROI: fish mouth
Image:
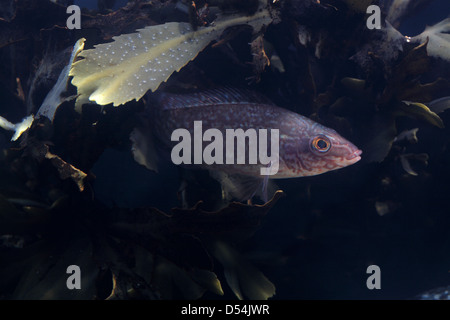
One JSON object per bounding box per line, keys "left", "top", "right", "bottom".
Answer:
{"left": 346, "top": 149, "right": 362, "bottom": 163}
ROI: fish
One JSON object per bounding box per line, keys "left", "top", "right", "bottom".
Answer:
{"left": 130, "top": 88, "right": 362, "bottom": 201}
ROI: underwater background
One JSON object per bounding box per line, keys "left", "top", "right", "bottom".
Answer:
{"left": 0, "top": 0, "right": 449, "bottom": 300}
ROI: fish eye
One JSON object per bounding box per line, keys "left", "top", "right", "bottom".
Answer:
{"left": 311, "top": 136, "right": 331, "bottom": 153}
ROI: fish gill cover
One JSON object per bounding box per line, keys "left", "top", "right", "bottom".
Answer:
{"left": 0, "top": 0, "right": 449, "bottom": 301}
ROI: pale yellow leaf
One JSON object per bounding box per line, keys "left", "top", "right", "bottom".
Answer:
{"left": 70, "top": 9, "right": 272, "bottom": 107}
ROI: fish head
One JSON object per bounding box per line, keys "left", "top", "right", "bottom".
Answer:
{"left": 293, "top": 123, "right": 362, "bottom": 176}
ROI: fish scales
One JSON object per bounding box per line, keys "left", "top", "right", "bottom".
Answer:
{"left": 145, "top": 88, "right": 362, "bottom": 178}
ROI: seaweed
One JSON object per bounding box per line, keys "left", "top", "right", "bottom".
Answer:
{"left": 0, "top": 0, "right": 449, "bottom": 301}
{"left": 69, "top": 1, "right": 273, "bottom": 106}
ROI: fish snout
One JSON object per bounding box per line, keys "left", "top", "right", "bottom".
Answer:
{"left": 345, "top": 147, "right": 362, "bottom": 164}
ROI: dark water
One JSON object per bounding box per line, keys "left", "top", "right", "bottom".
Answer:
{"left": 399, "top": 0, "right": 450, "bottom": 35}
{"left": 0, "top": 0, "right": 449, "bottom": 300}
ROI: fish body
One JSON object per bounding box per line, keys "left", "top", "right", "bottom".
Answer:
{"left": 144, "top": 88, "right": 360, "bottom": 175}
{"left": 131, "top": 88, "right": 361, "bottom": 200}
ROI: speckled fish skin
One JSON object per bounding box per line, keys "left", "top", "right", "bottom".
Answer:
{"left": 147, "top": 88, "right": 362, "bottom": 178}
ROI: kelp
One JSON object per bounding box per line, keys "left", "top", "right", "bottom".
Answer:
{"left": 0, "top": 99, "right": 284, "bottom": 299}
{"left": 399, "top": 101, "right": 444, "bottom": 129}
{"left": 399, "top": 153, "right": 429, "bottom": 176}
{"left": 0, "top": 165, "right": 284, "bottom": 299}
{"left": 211, "top": 241, "right": 276, "bottom": 300}
{"left": 411, "top": 18, "right": 450, "bottom": 62}
{"left": 348, "top": 39, "right": 450, "bottom": 162}
{"left": 0, "top": 115, "right": 33, "bottom": 141}
{"left": 428, "top": 96, "right": 450, "bottom": 114}
{"left": 36, "top": 38, "right": 85, "bottom": 122}
{"left": 0, "top": 0, "right": 450, "bottom": 301}
{"left": 70, "top": 1, "right": 273, "bottom": 107}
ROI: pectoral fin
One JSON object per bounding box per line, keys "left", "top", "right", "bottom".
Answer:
{"left": 130, "top": 125, "right": 159, "bottom": 172}
{"left": 209, "top": 171, "right": 276, "bottom": 203}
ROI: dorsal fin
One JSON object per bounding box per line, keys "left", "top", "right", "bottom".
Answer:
{"left": 155, "top": 87, "right": 276, "bottom": 110}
